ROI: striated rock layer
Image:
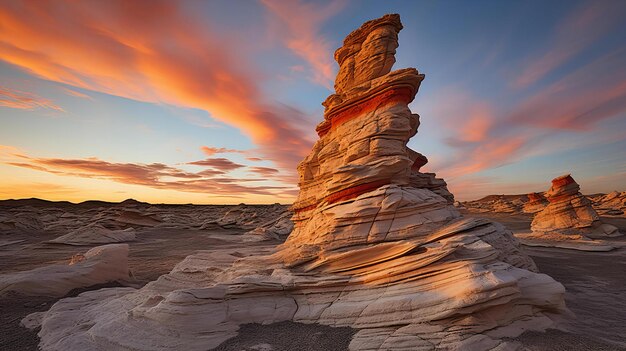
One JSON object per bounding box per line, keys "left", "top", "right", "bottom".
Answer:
{"left": 0, "top": 244, "right": 129, "bottom": 297}
{"left": 589, "top": 190, "right": 626, "bottom": 216}
{"left": 523, "top": 192, "right": 548, "bottom": 214}
{"left": 33, "top": 14, "right": 566, "bottom": 351}
{"left": 517, "top": 174, "right": 623, "bottom": 251}
{"left": 49, "top": 224, "right": 136, "bottom": 245}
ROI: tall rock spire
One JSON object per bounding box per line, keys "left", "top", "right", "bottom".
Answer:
{"left": 33, "top": 14, "right": 568, "bottom": 351}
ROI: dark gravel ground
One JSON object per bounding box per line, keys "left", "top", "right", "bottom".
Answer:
{"left": 0, "top": 293, "right": 50, "bottom": 351}
{"left": 0, "top": 282, "right": 125, "bottom": 351}
{"left": 514, "top": 329, "right": 626, "bottom": 351}
{"left": 213, "top": 321, "right": 356, "bottom": 351}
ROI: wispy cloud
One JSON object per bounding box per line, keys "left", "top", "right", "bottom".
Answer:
{"left": 0, "top": 0, "right": 313, "bottom": 174}
{"left": 187, "top": 157, "right": 245, "bottom": 172}
{"left": 508, "top": 48, "right": 626, "bottom": 131}
{"left": 3, "top": 152, "right": 292, "bottom": 197}
{"left": 261, "top": 0, "right": 346, "bottom": 89}
{"left": 248, "top": 166, "right": 279, "bottom": 177}
{"left": 0, "top": 86, "right": 64, "bottom": 112}
{"left": 62, "top": 87, "right": 93, "bottom": 101}
{"left": 200, "top": 146, "right": 246, "bottom": 157}
{"left": 513, "top": 1, "right": 626, "bottom": 88}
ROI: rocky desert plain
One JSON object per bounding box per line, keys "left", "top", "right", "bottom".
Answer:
{"left": 2, "top": 13, "right": 626, "bottom": 351}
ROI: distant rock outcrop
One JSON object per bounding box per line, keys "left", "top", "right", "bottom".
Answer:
{"left": 31, "top": 14, "right": 565, "bottom": 351}
{"left": 49, "top": 224, "right": 136, "bottom": 245}
{"left": 589, "top": 190, "right": 626, "bottom": 216}
{"left": 523, "top": 192, "right": 548, "bottom": 214}
{"left": 516, "top": 174, "right": 623, "bottom": 251}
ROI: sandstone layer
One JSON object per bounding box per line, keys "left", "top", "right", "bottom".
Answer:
{"left": 31, "top": 14, "right": 565, "bottom": 351}
{"left": 589, "top": 190, "right": 626, "bottom": 216}
{"left": 49, "top": 224, "right": 136, "bottom": 245}
{"left": 523, "top": 193, "right": 548, "bottom": 214}
{"left": 0, "top": 244, "right": 129, "bottom": 297}
{"left": 516, "top": 174, "right": 623, "bottom": 251}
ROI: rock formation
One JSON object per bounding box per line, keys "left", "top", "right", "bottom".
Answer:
{"left": 31, "top": 14, "right": 566, "bottom": 351}
{"left": 243, "top": 210, "right": 294, "bottom": 242}
{"left": 523, "top": 192, "right": 548, "bottom": 214}
{"left": 115, "top": 210, "right": 162, "bottom": 227}
{"left": 0, "top": 244, "right": 129, "bottom": 297}
{"left": 199, "top": 204, "right": 290, "bottom": 230}
{"left": 589, "top": 190, "right": 626, "bottom": 216}
{"left": 516, "top": 174, "right": 623, "bottom": 251}
{"left": 462, "top": 195, "right": 525, "bottom": 214}
{"left": 49, "top": 224, "right": 136, "bottom": 245}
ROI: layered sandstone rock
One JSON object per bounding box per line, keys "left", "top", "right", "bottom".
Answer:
{"left": 243, "top": 210, "right": 294, "bottom": 242}
{"left": 523, "top": 192, "right": 548, "bottom": 214}
{"left": 589, "top": 190, "right": 626, "bottom": 216}
{"left": 463, "top": 195, "right": 525, "bottom": 214}
{"left": 0, "top": 244, "right": 129, "bottom": 297}
{"left": 516, "top": 174, "right": 623, "bottom": 251}
{"left": 49, "top": 224, "right": 136, "bottom": 245}
{"left": 199, "top": 204, "right": 290, "bottom": 230}
{"left": 32, "top": 14, "right": 566, "bottom": 351}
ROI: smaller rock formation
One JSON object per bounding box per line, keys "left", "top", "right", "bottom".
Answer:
{"left": 463, "top": 196, "right": 524, "bottom": 214}
{"left": 516, "top": 174, "right": 623, "bottom": 251}
{"left": 49, "top": 224, "right": 136, "bottom": 245}
{"left": 243, "top": 211, "right": 294, "bottom": 242}
{"left": 115, "top": 210, "right": 162, "bottom": 227}
{"left": 523, "top": 192, "right": 548, "bottom": 214}
{"left": 0, "top": 244, "right": 130, "bottom": 297}
{"left": 200, "top": 204, "right": 290, "bottom": 231}
{"left": 491, "top": 198, "right": 520, "bottom": 213}
{"left": 589, "top": 190, "right": 626, "bottom": 216}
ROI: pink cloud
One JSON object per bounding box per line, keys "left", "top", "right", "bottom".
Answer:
{"left": 248, "top": 166, "right": 280, "bottom": 177}
{"left": 261, "top": 0, "right": 346, "bottom": 89}
{"left": 0, "top": 86, "right": 63, "bottom": 112}
{"left": 509, "top": 48, "right": 626, "bottom": 131}
{"left": 62, "top": 87, "right": 93, "bottom": 100}
{"left": 513, "top": 1, "right": 626, "bottom": 89}
{"left": 187, "top": 158, "right": 244, "bottom": 172}
{"left": 200, "top": 146, "right": 247, "bottom": 157}
{"left": 431, "top": 43, "right": 626, "bottom": 181}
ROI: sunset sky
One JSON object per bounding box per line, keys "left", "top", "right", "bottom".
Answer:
{"left": 1, "top": 0, "right": 625, "bottom": 204}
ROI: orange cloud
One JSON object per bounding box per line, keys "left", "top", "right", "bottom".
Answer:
{"left": 261, "top": 0, "right": 346, "bottom": 89}
{"left": 187, "top": 158, "right": 244, "bottom": 172}
{"left": 431, "top": 42, "right": 626, "bottom": 181}
{"left": 0, "top": 1, "right": 312, "bottom": 173}
{"left": 4, "top": 153, "right": 292, "bottom": 197}
{"left": 448, "top": 137, "right": 527, "bottom": 176}
{"left": 62, "top": 88, "right": 93, "bottom": 100}
{"left": 200, "top": 146, "right": 246, "bottom": 157}
{"left": 513, "top": 1, "right": 626, "bottom": 88}
{"left": 249, "top": 166, "right": 279, "bottom": 177}
{"left": 0, "top": 86, "right": 63, "bottom": 112}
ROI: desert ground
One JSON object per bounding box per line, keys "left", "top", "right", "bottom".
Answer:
{"left": 1, "top": 199, "right": 625, "bottom": 351}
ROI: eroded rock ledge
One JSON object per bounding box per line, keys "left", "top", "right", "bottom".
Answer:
{"left": 31, "top": 14, "right": 566, "bottom": 351}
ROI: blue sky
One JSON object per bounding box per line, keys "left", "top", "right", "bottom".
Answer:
{"left": 0, "top": 0, "right": 624, "bottom": 203}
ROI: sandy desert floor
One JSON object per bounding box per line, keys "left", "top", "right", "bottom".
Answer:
{"left": 1, "top": 207, "right": 625, "bottom": 350}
